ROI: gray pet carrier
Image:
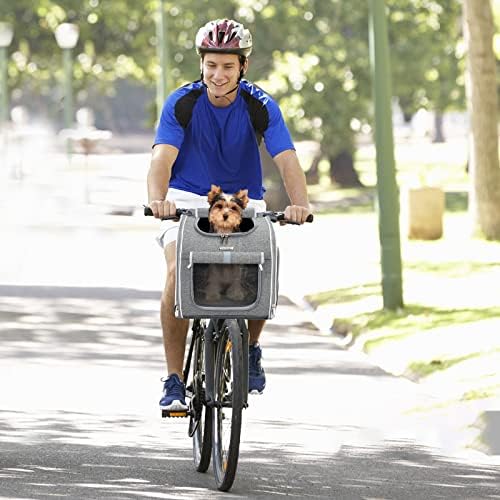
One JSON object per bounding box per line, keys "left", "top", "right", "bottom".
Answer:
{"left": 175, "top": 208, "right": 279, "bottom": 319}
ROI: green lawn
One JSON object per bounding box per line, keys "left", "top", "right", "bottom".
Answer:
{"left": 303, "top": 137, "right": 500, "bottom": 406}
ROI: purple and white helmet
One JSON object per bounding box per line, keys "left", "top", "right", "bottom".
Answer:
{"left": 195, "top": 19, "right": 252, "bottom": 57}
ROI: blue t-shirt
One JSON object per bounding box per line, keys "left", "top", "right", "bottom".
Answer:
{"left": 154, "top": 79, "right": 294, "bottom": 200}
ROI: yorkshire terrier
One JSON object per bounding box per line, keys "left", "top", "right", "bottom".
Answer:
{"left": 207, "top": 184, "right": 249, "bottom": 234}
{"left": 202, "top": 185, "right": 251, "bottom": 303}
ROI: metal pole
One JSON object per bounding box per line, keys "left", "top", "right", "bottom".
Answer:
{"left": 0, "top": 46, "right": 8, "bottom": 124}
{"left": 63, "top": 48, "right": 73, "bottom": 129}
{"left": 156, "top": 0, "right": 168, "bottom": 126}
{"left": 368, "top": 0, "right": 403, "bottom": 310}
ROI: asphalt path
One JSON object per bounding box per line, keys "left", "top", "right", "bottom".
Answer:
{"left": 1, "top": 283, "right": 500, "bottom": 499}
{"left": 0, "top": 166, "right": 499, "bottom": 498}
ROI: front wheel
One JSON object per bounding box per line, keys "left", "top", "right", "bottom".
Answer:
{"left": 212, "top": 320, "right": 244, "bottom": 492}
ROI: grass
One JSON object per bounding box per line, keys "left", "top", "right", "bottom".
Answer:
{"left": 303, "top": 136, "right": 500, "bottom": 406}
{"left": 462, "top": 386, "right": 500, "bottom": 401}
{"left": 305, "top": 220, "right": 500, "bottom": 404}
{"left": 403, "top": 260, "right": 499, "bottom": 277}
{"left": 407, "top": 353, "right": 483, "bottom": 378}
{"left": 303, "top": 137, "right": 470, "bottom": 216}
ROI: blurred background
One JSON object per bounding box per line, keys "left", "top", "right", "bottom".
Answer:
{"left": 1, "top": 0, "right": 494, "bottom": 190}
{"left": 0, "top": 1, "right": 499, "bottom": 300}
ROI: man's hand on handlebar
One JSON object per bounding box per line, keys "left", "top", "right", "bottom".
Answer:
{"left": 148, "top": 200, "right": 177, "bottom": 219}
{"left": 283, "top": 205, "right": 312, "bottom": 225}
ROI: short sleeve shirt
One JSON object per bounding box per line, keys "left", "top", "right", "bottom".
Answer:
{"left": 154, "top": 79, "right": 294, "bottom": 200}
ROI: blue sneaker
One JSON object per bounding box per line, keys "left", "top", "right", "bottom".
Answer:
{"left": 249, "top": 343, "right": 266, "bottom": 394}
{"left": 159, "top": 374, "right": 188, "bottom": 411}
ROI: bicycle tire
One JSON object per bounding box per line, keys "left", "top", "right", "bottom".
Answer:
{"left": 190, "top": 322, "right": 212, "bottom": 472}
{"left": 212, "top": 319, "right": 244, "bottom": 491}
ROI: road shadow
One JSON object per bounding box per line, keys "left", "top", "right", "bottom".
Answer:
{"left": 0, "top": 285, "right": 380, "bottom": 378}
{"left": 0, "top": 284, "right": 164, "bottom": 368}
{"left": 0, "top": 284, "right": 387, "bottom": 378}
{"left": 0, "top": 409, "right": 499, "bottom": 499}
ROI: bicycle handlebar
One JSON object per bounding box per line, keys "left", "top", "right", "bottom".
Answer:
{"left": 256, "top": 211, "right": 313, "bottom": 225}
{"left": 143, "top": 206, "right": 191, "bottom": 220}
{"left": 143, "top": 206, "right": 313, "bottom": 224}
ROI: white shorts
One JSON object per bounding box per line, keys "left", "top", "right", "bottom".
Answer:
{"left": 156, "top": 188, "right": 267, "bottom": 248}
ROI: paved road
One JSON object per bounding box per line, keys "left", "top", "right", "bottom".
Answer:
{"left": 1, "top": 159, "right": 499, "bottom": 498}
{"left": 2, "top": 282, "right": 500, "bottom": 499}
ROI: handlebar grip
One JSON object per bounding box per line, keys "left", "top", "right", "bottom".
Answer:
{"left": 276, "top": 213, "right": 314, "bottom": 224}
{"left": 143, "top": 206, "right": 185, "bottom": 220}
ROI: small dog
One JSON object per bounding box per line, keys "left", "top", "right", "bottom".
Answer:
{"left": 202, "top": 185, "right": 251, "bottom": 303}
{"left": 207, "top": 184, "right": 249, "bottom": 234}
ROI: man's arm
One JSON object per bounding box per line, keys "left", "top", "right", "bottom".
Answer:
{"left": 147, "top": 144, "right": 179, "bottom": 218}
{"left": 273, "top": 149, "right": 312, "bottom": 223}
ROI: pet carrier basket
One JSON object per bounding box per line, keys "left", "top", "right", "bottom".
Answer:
{"left": 175, "top": 207, "right": 279, "bottom": 319}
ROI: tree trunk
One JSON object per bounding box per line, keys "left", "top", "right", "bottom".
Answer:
{"left": 432, "top": 112, "right": 445, "bottom": 143}
{"left": 305, "top": 152, "right": 322, "bottom": 185}
{"left": 259, "top": 142, "right": 289, "bottom": 211}
{"left": 329, "top": 150, "right": 364, "bottom": 187}
{"left": 463, "top": 0, "right": 500, "bottom": 239}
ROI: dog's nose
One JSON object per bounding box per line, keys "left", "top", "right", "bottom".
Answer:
{"left": 223, "top": 214, "right": 228, "bottom": 220}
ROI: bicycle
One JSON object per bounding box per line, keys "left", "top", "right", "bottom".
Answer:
{"left": 145, "top": 205, "right": 312, "bottom": 491}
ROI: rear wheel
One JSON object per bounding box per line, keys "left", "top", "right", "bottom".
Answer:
{"left": 189, "top": 322, "right": 212, "bottom": 472}
{"left": 212, "top": 320, "right": 244, "bottom": 491}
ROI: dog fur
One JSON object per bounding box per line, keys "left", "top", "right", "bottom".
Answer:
{"left": 203, "top": 185, "right": 250, "bottom": 303}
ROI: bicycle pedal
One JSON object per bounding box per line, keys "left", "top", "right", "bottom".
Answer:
{"left": 161, "top": 409, "right": 189, "bottom": 418}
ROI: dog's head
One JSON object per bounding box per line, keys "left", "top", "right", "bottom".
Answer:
{"left": 208, "top": 185, "right": 249, "bottom": 233}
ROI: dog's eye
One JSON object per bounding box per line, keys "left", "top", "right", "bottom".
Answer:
{"left": 231, "top": 206, "right": 239, "bottom": 211}
{"left": 215, "top": 203, "right": 223, "bottom": 209}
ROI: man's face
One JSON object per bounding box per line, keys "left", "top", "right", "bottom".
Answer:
{"left": 201, "top": 53, "right": 246, "bottom": 98}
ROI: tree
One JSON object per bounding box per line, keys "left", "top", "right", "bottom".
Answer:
{"left": 2, "top": 1, "right": 473, "bottom": 166}
{"left": 463, "top": 0, "right": 500, "bottom": 239}
{"left": 388, "top": 0, "right": 465, "bottom": 143}
{"left": 0, "top": 0, "right": 239, "bottom": 125}
{"left": 251, "top": 0, "right": 371, "bottom": 187}
{"left": 250, "top": 0, "right": 466, "bottom": 187}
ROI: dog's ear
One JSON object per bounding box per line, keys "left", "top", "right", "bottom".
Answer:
{"left": 208, "top": 185, "right": 222, "bottom": 205}
{"left": 234, "top": 189, "right": 249, "bottom": 209}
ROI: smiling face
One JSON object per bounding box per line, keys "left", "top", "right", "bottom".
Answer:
{"left": 201, "top": 52, "right": 247, "bottom": 106}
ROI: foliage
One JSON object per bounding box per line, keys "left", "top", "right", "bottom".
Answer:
{"left": 249, "top": 0, "right": 464, "bottom": 159}
{"left": 0, "top": 0, "right": 239, "bottom": 114}
{"left": 388, "top": 0, "right": 465, "bottom": 118}
{"left": 0, "top": 0, "right": 466, "bottom": 141}
{"left": 251, "top": 0, "right": 371, "bottom": 158}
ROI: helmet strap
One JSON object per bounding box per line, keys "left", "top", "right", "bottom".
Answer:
{"left": 201, "top": 80, "right": 239, "bottom": 101}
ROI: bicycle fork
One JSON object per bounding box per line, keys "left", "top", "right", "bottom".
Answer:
{"left": 204, "top": 319, "right": 249, "bottom": 411}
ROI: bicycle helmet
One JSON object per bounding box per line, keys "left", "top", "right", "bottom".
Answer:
{"left": 195, "top": 19, "right": 252, "bottom": 57}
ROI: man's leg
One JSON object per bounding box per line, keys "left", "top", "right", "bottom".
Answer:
{"left": 161, "top": 241, "right": 190, "bottom": 376}
{"left": 248, "top": 319, "right": 265, "bottom": 344}
{"left": 248, "top": 319, "right": 266, "bottom": 394}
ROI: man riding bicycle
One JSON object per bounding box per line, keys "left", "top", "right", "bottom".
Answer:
{"left": 146, "top": 18, "right": 312, "bottom": 413}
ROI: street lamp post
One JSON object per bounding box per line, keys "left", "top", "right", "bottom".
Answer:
{"left": 54, "top": 23, "right": 79, "bottom": 130}
{"left": 156, "top": 0, "right": 169, "bottom": 126}
{"left": 0, "top": 22, "right": 14, "bottom": 126}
